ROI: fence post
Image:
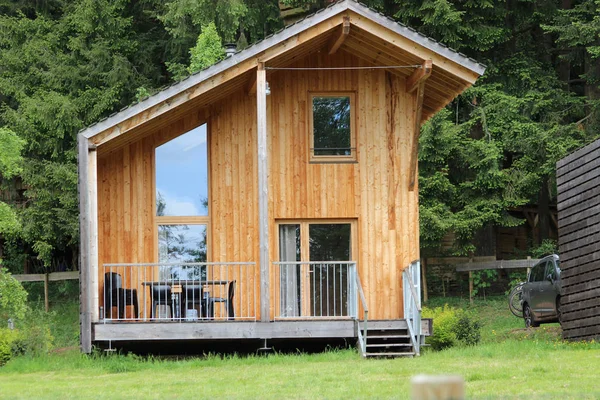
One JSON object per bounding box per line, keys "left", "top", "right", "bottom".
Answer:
{"left": 44, "top": 273, "right": 50, "bottom": 312}
{"left": 468, "top": 257, "right": 474, "bottom": 305}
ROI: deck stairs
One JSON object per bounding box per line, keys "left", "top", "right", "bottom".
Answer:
{"left": 358, "top": 320, "right": 425, "bottom": 358}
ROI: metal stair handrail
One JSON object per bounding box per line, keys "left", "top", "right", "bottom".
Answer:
{"left": 355, "top": 269, "right": 368, "bottom": 357}
{"left": 403, "top": 260, "right": 422, "bottom": 355}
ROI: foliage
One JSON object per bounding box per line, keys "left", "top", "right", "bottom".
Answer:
{"left": 189, "top": 23, "right": 225, "bottom": 74}
{"left": 158, "top": 0, "right": 282, "bottom": 72}
{"left": 0, "top": 267, "right": 28, "bottom": 322}
{"left": 400, "top": 0, "right": 600, "bottom": 256}
{"left": 0, "top": 127, "right": 24, "bottom": 180}
{"left": 0, "top": 322, "right": 54, "bottom": 366}
{"left": 454, "top": 312, "right": 482, "bottom": 346}
{"left": 531, "top": 239, "right": 558, "bottom": 258}
{"left": 471, "top": 269, "right": 498, "bottom": 298}
{"left": 15, "top": 315, "right": 55, "bottom": 356}
{"left": 507, "top": 270, "right": 527, "bottom": 293}
{"left": 0, "top": 128, "right": 24, "bottom": 236}
{"left": 1, "top": 0, "right": 599, "bottom": 266}
{"left": 422, "top": 304, "right": 481, "bottom": 350}
{"left": 0, "top": 328, "right": 20, "bottom": 366}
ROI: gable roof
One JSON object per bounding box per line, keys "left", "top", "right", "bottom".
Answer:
{"left": 81, "top": 0, "right": 486, "bottom": 147}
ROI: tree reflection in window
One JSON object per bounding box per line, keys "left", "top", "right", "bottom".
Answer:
{"left": 312, "top": 96, "right": 352, "bottom": 156}
{"left": 158, "top": 223, "right": 207, "bottom": 280}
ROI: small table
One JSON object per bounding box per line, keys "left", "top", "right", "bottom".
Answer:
{"left": 142, "top": 280, "right": 230, "bottom": 320}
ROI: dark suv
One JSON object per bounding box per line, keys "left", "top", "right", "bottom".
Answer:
{"left": 521, "top": 254, "right": 561, "bottom": 328}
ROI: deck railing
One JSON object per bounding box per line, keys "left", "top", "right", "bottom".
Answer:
{"left": 272, "top": 261, "right": 358, "bottom": 319}
{"left": 403, "top": 259, "right": 422, "bottom": 355}
{"left": 101, "top": 262, "right": 257, "bottom": 322}
{"left": 355, "top": 270, "right": 368, "bottom": 357}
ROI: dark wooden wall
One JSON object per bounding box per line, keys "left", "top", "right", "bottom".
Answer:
{"left": 557, "top": 138, "right": 600, "bottom": 341}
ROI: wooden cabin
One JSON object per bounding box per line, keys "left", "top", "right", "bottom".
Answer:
{"left": 557, "top": 138, "right": 600, "bottom": 341}
{"left": 78, "top": 0, "right": 485, "bottom": 356}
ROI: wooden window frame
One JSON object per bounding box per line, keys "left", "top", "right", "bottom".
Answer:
{"left": 308, "top": 92, "right": 357, "bottom": 163}
{"left": 275, "top": 219, "right": 357, "bottom": 263}
{"left": 276, "top": 219, "right": 357, "bottom": 318}
{"left": 153, "top": 122, "right": 212, "bottom": 262}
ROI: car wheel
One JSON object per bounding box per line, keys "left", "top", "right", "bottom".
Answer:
{"left": 556, "top": 297, "right": 562, "bottom": 324}
{"left": 523, "top": 304, "right": 539, "bottom": 328}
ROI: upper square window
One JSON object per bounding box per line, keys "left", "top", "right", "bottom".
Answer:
{"left": 155, "top": 124, "right": 208, "bottom": 216}
{"left": 310, "top": 93, "right": 356, "bottom": 162}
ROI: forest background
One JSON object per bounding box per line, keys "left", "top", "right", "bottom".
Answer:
{"left": 0, "top": 0, "right": 598, "bottom": 271}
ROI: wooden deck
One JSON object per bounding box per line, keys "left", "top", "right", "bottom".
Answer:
{"left": 93, "top": 319, "right": 430, "bottom": 342}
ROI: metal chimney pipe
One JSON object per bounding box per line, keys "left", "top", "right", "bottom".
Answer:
{"left": 224, "top": 43, "right": 237, "bottom": 57}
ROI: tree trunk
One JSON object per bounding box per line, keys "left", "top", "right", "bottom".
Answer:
{"left": 538, "top": 177, "right": 551, "bottom": 243}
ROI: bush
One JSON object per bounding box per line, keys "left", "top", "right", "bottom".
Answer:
{"left": 0, "top": 267, "right": 29, "bottom": 323}
{"left": 455, "top": 313, "right": 481, "bottom": 346}
{"left": 423, "top": 304, "right": 481, "bottom": 350}
{"left": 0, "top": 328, "right": 22, "bottom": 366}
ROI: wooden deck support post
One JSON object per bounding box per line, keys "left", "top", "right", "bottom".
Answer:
{"left": 88, "top": 146, "right": 99, "bottom": 323}
{"left": 77, "top": 135, "right": 92, "bottom": 353}
{"left": 257, "top": 62, "right": 270, "bottom": 322}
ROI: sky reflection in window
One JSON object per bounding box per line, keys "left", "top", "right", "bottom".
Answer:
{"left": 155, "top": 124, "right": 208, "bottom": 216}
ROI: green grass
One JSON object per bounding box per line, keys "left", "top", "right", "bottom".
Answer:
{"left": 0, "top": 294, "right": 598, "bottom": 399}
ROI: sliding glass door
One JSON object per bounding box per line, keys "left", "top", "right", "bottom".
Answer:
{"left": 277, "top": 221, "right": 354, "bottom": 318}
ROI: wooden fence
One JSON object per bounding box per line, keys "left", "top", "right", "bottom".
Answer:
{"left": 13, "top": 271, "right": 79, "bottom": 312}
{"left": 557, "top": 138, "right": 600, "bottom": 341}
{"left": 454, "top": 257, "right": 538, "bottom": 304}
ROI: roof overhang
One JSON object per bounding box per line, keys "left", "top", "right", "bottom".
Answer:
{"left": 80, "top": 0, "right": 486, "bottom": 149}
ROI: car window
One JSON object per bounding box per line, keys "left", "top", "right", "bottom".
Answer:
{"left": 529, "top": 263, "right": 544, "bottom": 282}
{"left": 545, "top": 261, "right": 557, "bottom": 281}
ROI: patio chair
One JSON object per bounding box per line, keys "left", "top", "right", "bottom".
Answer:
{"left": 104, "top": 272, "right": 139, "bottom": 319}
{"left": 150, "top": 285, "right": 173, "bottom": 319}
{"left": 182, "top": 284, "right": 204, "bottom": 319}
{"left": 208, "top": 280, "right": 235, "bottom": 320}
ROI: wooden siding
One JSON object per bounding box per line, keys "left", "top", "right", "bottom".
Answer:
{"left": 96, "top": 49, "right": 419, "bottom": 321}
{"left": 557, "top": 138, "right": 600, "bottom": 341}
{"left": 97, "top": 112, "right": 207, "bottom": 316}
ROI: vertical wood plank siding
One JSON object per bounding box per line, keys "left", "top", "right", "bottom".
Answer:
{"left": 557, "top": 138, "right": 600, "bottom": 341}
{"left": 97, "top": 50, "right": 419, "bottom": 321}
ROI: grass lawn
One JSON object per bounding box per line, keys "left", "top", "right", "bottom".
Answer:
{"left": 1, "top": 295, "right": 599, "bottom": 399}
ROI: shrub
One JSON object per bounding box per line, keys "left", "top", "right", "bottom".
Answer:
{"left": 455, "top": 313, "right": 481, "bottom": 346}
{"left": 0, "top": 267, "right": 29, "bottom": 323}
{"left": 423, "top": 304, "right": 481, "bottom": 350}
{"left": 0, "top": 328, "right": 22, "bottom": 366}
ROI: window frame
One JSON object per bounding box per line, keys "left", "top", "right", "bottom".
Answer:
{"left": 153, "top": 122, "right": 211, "bottom": 263}
{"left": 276, "top": 219, "right": 357, "bottom": 263}
{"left": 308, "top": 92, "right": 357, "bottom": 163}
{"left": 276, "top": 219, "right": 357, "bottom": 318}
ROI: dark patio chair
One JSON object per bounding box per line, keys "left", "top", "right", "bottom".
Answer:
{"left": 182, "top": 284, "right": 204, "bottom": 319}
{"left": 208, "top": 280, "right": 235, "bottom": 320}
{"left": 150, "top": 285, "right": 173, "bottom": 319}
{"left": 104, "top": 272, "right": 139, "bottom": 319}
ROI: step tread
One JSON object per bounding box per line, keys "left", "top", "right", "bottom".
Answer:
{"left": 366, "top": 334, "right": 410, "bottom": 339}
{"left": 365, "top": 352, "right": 415, "bottom": 357}
{"left": 366, "top": 343, "right": 412, "bottom": 348}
